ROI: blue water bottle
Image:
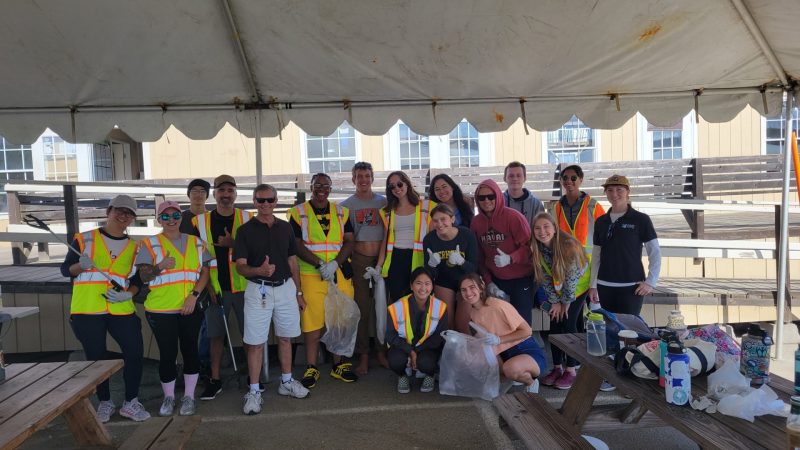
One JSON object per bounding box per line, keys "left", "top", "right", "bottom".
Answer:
{"left": 665, "top": 341, "right": 691, "bottom": 406}
{"left": 795, "top": 344, "right": 800, "bottom": 395}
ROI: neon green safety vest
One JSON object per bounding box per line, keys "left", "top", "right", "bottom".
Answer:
{"left": 379, "top": 199, "right": 435, "bottom": 278}
{"left": 142, "top": 234, "right": 205, "bottom": 312}
{"left": 192, "top": 209, "right": 252, "bottom": 293}
{"left": 287, "top": 201, "right": 349, "bottom": 275}
{"left": 71, "top": 229, "right": 137, "bottom": 315}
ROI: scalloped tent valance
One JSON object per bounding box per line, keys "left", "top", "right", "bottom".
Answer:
{"left": 0, "top": 0, "right": 797, "bottom": 144}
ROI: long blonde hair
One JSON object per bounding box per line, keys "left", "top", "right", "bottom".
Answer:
{"left": 530, "top": 213, "right": 588, "bottom": 286}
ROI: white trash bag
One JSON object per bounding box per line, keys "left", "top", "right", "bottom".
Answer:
{"left": 438, "top": 330, "right": 499, "bottom": 401}
{"left": 320, "top": 283, "right": 361, "bottom": 357}
{"left": 373, "top": 277, "right": 387, "bottom": 345}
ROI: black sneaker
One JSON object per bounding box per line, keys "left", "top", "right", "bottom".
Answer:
{"left": 302, "top": 365, "right": 321, "bottom": 389}
{"left": 330, "top": 362, "right": 358, "bottom": 383}
{"left": 200, "top": 379, "right": 222, "bottom": 400}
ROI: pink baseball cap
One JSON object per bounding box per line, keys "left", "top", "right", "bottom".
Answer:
{"left": 156, "top": 200, "right": 182, "bottom": 215}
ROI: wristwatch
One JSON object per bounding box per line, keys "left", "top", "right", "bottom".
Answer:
{"left": 191, "top": 290, "right": 200, "bottom": 297}
{"left": 296, "top": 291, "right": 304, "bottom": 296}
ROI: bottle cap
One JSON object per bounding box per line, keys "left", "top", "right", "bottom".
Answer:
{"left": 747, "top": 324, "right": 767, "bottom": 338}
{"left": 586, "top": 312, "right": 604, "bottom": 322}
{"left": 668, "top": 341, "right": 686, "bottom": 354}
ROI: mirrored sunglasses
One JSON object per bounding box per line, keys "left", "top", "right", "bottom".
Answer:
{"left": 159, "top": 212, "right": 182, "bottom": 221}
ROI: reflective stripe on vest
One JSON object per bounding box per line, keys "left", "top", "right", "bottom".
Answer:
{"left": 192, "top": 209, "right": 251, "bottom": 293}
{"left": 540, "top": 255, "right": 590, "bottom": 298}
{"left": 387, "top": 295, "right": 446, "bottom": 347}
{"left": 143, "top": 234, "right": 204, "bottom": 312}
{"left": 288, "top": 201, "right": 348, "bottom": 275}
{"left": 381, "top": 199, "right": 435, "bottom": 278}
{"left": 71, "top": 229, "right": 137, "bottom": 315}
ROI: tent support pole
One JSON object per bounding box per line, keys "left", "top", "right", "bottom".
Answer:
{"left": 776, "top": 90, "right": 794, "bottom": 360}
{"left": 255, "top": 109, "right": 263, "bottom": 185}
{"left": 730, "top": 0, "right": 789, "bottom": 86}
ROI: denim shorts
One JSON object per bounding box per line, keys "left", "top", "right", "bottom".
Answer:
{"left": 499, "top": 336, "right": 547, "bottom": 372}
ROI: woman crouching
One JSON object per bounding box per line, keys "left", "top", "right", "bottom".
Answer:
{"left": 459, "top": 273, "right": 545, "bottom": 392}
{"left": 386, "top": 267, "right": 448, "bottom": 394}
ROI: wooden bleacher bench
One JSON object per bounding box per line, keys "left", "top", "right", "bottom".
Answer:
{"left": 492, "top": 391, "right": 594, "bottom": 450}
{"left": 119, "top": 415, "right": 201, "bottom": 450}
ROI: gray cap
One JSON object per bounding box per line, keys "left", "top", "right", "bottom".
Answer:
{"left": 109, "top": 195, "right": 138, "bottom": 215}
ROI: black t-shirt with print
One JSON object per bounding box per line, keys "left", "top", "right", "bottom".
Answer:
{"left": 593, "top": 207, "right": 657, "bottom": 283}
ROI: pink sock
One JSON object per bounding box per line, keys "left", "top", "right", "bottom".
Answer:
{"left": 162, "top": 380, "right": 176, "bottom": 398}
{"left": 183, "top": 374, "right": 199, "bottom": 399}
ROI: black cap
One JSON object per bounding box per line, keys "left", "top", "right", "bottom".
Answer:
{"left": 747, "top": 324, "right": 765, "bottom": 337}
{"left": 187, "top": 179, "right": 211, "bottom": 198}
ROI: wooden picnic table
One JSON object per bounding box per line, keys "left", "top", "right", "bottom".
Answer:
{"left": 0, "top": 360, "right": 123, "bottom": 449}
{"left": 550, "top": 333, "right": 791, "bottom": 450}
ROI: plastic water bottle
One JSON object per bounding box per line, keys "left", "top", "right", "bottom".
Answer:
{"left": 658, "top": 331, "right": 676, "bottom": 388}
{"left": 586, "top": 312, "right": 606, "bottom": 356}
{"left": 788, "top": 396, "right": 800, "bottom": 449}
{"left": 740, "top": 324, "right": 774, "bottom": 386}
{"left": 665, "top": 341, "right": 691, "bottom": 406}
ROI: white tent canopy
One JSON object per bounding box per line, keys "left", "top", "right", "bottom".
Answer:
{"left": 0, "top": 0, "right": 797, "bottom": 144}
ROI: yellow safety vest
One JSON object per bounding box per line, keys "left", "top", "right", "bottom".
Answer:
{"left": 379, "top": 199, "right": 435, "bottom": 278}
{"left": 387, "top": 294, "right": 447, "bottom": 347}
{"left": 71, "top": 229, "right": 137, "bottom": 315}
{"left": 141, "top": 234, "right": 205, "bottom": 312}
{"left": 540, "top": 255, "right": 590, "bottom": 298}
{"left": 192, "top": 209, "right": 251, "bottom": 293}
{"left": 554, "top": 195, "right": 603, "bottom": 297}
{"left": 287, "top": 201, "right": 349, "bottom": 275}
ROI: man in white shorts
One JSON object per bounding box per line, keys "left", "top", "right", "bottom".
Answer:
{"left": 233, "top": 184, "right": 309, "bottom": 415}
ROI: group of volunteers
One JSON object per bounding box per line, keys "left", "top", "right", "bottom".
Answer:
{"left": 61, "top": 160, "right": 661, "bottom": 420}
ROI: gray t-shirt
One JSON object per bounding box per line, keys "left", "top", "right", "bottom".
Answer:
{"left": 135, "top": 234, "right": 211, "bottom": 266}
{"left": 341, "top": 193, "right": 387, "bottom": 242}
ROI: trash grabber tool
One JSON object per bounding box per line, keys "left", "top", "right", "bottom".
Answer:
{"left": 218, "top": 298, "right": 238, "bottom": 372}
{"left": 23, "top": 214, "right": 123, "bottom": 291}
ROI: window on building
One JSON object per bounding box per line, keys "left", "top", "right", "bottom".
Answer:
{"left": 545, "top": 116, "right": 596, "bottom": 163}
{"left": 92, "top": 142, "right": 114, "bottom": 181}
{"left": 399, "top": 124, "right": 430, "bottom": 169}
{"left": 43, "top": 135, "right": 79, "bottom": 181}
{"left": 0, "top": 136, "right": 34, "bottom": 212}
{"left": 765, "top": 106, "right": 800, "bottom": 155}
{"left": 651, "top": 126, "right": 682, "bottom": 160}
{"left": 449, "top": 120, "right": 480, "bottom": 168}
{"left": 305, "top": 122, "right": 357, "bottom": 173}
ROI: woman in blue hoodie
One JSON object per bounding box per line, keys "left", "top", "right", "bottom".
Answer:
{"left": 469, "top": 179, "right": 535, "bottom": 325}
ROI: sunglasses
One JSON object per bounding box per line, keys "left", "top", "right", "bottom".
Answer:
{"left": 388, "top": 181, "right": 405, "bottom": 190}
{"left": 312, "top": 184, "right": 332, "bottom": 190}
{"left": 159, "top": 211, "right": 182, "bottom": 221}
{"left": 561, "top": 175, "right": 579, "bottom": 182}
{"left": 606, "top": 220, "right": 618, "bottom": 241}
{"left": 255, "top": 197, "right": 277, "bottom": 204}
{"left": 476, "top": 194, "right": 496, "bottom": 202}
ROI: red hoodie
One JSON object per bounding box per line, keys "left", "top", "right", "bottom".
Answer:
{"left": 470, "top": 179, "right": 532, "bottom": 283}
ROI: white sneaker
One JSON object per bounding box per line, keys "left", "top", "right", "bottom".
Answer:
{"left": 277, "top": 379, "right": 309, "bottom": 399}
{"left": 120, "top": 399, "right": 151, "bottom": 422}
{"left": 179, "top": 396, "right": 196, "bottom": 416}
{"left": 242, "top": 391, "right": 262, "bottom": 415}
{"left": 159, "top": 396, "right": 175, "bottom": 416}
{"left": 599, "top": 380, "right": 617, "bottom": 392}
{"left": 96, "top": 400, "right": 115, "bottom": 423}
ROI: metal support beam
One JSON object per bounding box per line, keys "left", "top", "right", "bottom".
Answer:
{"left": 255, "top": 109, "right": 263, "bottom": 185}
{"left": 730, "top": 0, "right": 789, "bottom": 87}
{"left": 776, "top": 91, "right": 795, "bottom": 359}
{"left": 220, "top": 0, "right": 261, "bottom": 102}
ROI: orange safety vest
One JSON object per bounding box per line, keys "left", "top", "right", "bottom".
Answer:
{"left": 554, "top": 195, "right": 603, "bottom": 296}
{"left": 287, "top": 201, "right": 348, "bottom": 275}
{"left": 379, "top": 199, "right": 435, "bottom": 278}
{"left": 141, "top": 234, "right": 205, "bottom": 312}
{"left": 192, "top": 208, "right": 252, "bottom": 293}
{"left": 387, "top": 294, "right": 446, "bottom": 347}
{"left": 71, "top": 229, "right": 137, "bottom": 315}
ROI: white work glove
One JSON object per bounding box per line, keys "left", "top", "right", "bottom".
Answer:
{"left": 363, "top": 266, "right": 381, "bottom": 281}
{"left": 426, "top": 248, "right": 441, "bottom": 268}
{"left": 480, "top": 333, "right": 501, "bottom": 346}
{"left": 105, "top": 288, "right": 133, "bottom": 303}
{"left": 319, "top": 260, "right": 338, "bottom": 281}
{"left": 486, "top": 282, "right": 509, "bottom": 301}
{"left": 448, "top": 245, "right": 465, "bottom": 266}
{"left": 79, "top": 255, "right": 93, "bottom": 270}
{"left": 494, "top": 249, "right": 511, "bottom": 268}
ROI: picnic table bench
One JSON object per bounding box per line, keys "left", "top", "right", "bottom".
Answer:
{"left": 0, "top": 360, "right": 123, "bottom": 449}
{"left": 120, "top": 415, "right": 201, "bottom": 450}
{"left": 546, "top": 333, "right": 792, "bottom": 450}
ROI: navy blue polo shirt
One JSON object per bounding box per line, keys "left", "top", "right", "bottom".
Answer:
{"left": 593, "top": 207, "right": 657, "bottom": 283}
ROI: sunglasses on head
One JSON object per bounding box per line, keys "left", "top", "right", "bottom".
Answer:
{"left": 388, "top": 181, "right": 405, "bottom": 190}
{"left": 255, "top": 197, "right": 277, "bottom": 204}
{"left": 476, "top": 194, "right": 496, "bottom": 202}
{"left": 561, "top": 175, "right": 579, "bottom": 182}
{"left": 159, "top": 211, "right": 182, "bottom": 221}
